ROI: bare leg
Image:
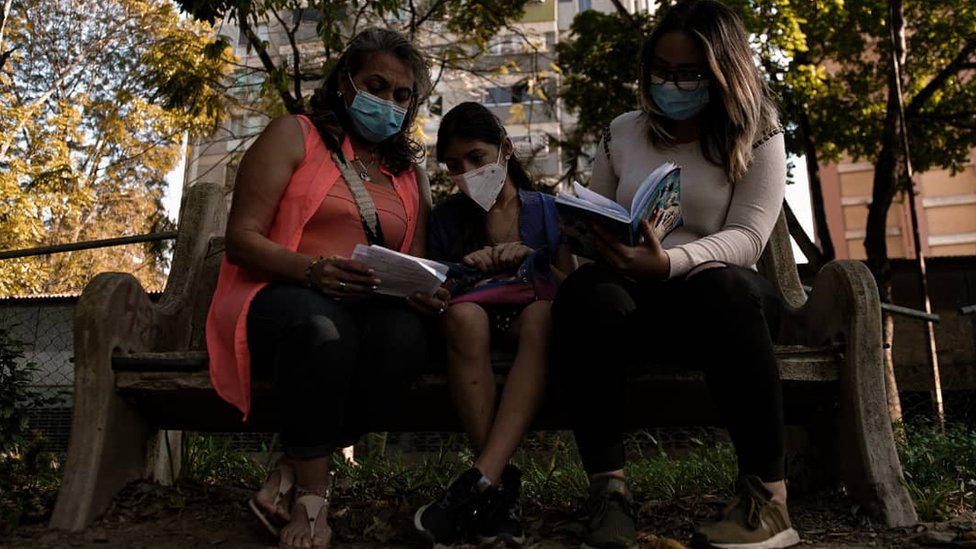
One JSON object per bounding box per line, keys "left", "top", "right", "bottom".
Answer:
{"left": 253, "top": 456, "right": 295, "bottom": 523}
{"left": 764, "top": 480, "right": 787, "bottom": 503}
{"left": 280, "top": 456, "right": 333, "bottom": 549}
{"left": 474, "top": 301, "right": 550, "bottom": 483}
{"left": 443, "top": 303, "right": 496, "bottom": 454}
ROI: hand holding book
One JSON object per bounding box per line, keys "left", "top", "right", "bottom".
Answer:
{"left": 555, "top": 161, "right": 682, "bottom": 261}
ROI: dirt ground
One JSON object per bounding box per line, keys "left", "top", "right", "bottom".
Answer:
{"left": 2, "top": 480, "right": 974, "bottom": 548}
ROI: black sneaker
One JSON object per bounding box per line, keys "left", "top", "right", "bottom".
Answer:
{"left": 414, "top": 467, "right": 486, "bottom": 544}
{"left": 476, "top": 464, "right": 525, "bottom": 546}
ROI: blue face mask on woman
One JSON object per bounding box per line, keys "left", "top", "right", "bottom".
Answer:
{"left": 651, "top": 82, "right": 710, "bottom": 121}
{"left": 346, "top": 73, "right": 408, "bottom": 143}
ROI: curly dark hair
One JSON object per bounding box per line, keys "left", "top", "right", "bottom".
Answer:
{"left": 307, "top": 27, "right": 432, "bottom": 175}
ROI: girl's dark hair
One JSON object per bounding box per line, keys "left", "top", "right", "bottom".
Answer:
{"left": 638, "top": 0, "right": 778, "bottom": 183}
{"left": 436, "top": 101, "right": 535, "bottom": 256}
{"left": 436, "top": 102, "right": 534, "bottom": 191}
{"left": 307, "top": 27, "right": 432, "bottom": 175}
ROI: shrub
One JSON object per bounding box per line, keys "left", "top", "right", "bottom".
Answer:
{"left": 0, "top": 326, "right": 64, "bottom": 532}
{"left": 898, "top": 418, "right": 976, "bottom": 521}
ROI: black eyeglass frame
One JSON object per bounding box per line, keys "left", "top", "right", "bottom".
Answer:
{"left": 648, "top": 68, "right": 710, "bottom": 91}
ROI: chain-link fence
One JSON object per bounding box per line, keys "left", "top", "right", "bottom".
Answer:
{"left": 0, "top": 297, "right": 75, "bottom": 450}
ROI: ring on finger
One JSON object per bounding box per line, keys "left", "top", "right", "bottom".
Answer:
{"left": 337, "top": 280, "right": 347, "bottom": 292}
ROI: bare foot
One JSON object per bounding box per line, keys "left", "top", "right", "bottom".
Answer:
{"left": 253, "top": 460, "right": 295, "bottom": 525}
{"left": 279, "top": 493, "right": 332, "bottom": 549}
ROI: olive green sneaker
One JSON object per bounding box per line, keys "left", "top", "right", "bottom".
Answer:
{"left": 580, "top": 476, "right": 638, "bottom": 549}
{"left": 692, "top": 476, "right": 800, "bottom": 549}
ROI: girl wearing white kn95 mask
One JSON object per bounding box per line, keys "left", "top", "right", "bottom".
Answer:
{"left": 415, "top": 102, "right": 577, "bottom": 546}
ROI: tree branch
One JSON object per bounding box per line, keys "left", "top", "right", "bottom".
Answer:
{"left": 905, "top": 38, "right": 976, "bottom": 120}
{"left": 609, "top": 0, "right": 641, "bottom": 33}
{"left": 239, "top": 17, "right": 300, "bottom": 113}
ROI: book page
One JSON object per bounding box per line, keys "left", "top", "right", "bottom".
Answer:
{"left": 351, "top": 244, "right": 447, "bottom": 298}
{"left": 554, "top": 192, "right": 631, "bottom": 224}
{"left": 573, "top": 182, "right": 629, "bottom": 216}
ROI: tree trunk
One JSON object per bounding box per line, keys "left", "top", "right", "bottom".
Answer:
{"left": 798, "top": 109, "right": 834, "bottom": 263}
{"left": 784, "top": 200, "right": 823, "bottom": 271}
{"left": 864, "top": 0, "right": 908, "bottom": 423}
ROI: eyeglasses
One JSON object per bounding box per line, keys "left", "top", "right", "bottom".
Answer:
{"left": 649, "top": 69, "right": 709, "bottom": 91}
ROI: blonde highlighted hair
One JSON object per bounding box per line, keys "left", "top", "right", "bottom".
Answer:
{"left": 638, "top": 0, "right": 779, "bottom": 184}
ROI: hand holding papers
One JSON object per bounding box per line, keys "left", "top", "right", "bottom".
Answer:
{"left": 351, "top": 244, "right": 448, "bottom": 298}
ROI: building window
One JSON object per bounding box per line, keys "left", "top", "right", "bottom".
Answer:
{"left": 236, "top": 23, "right": 269, "bottom": 53}
{"left": 291, "top": 8, "right": 321, "bottom": 23}
{"left": 482, "top": 82, "right": 540, "bottom": 106}
{"left": 579, "top": 0, "right": 591, "bottom": 11}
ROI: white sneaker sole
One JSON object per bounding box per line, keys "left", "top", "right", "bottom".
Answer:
{"left": 480, "top": 533, "right": 526, "bottom": 546}
{"left": 413, "top": 503, "right": 437, "bottom": 542}
{"left": 708, "top": 528, "right": 801, "bottom": 549}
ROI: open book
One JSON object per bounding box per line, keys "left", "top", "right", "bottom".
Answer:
{"left": 555, "top": 161, "right": 682, "bottom": 259}
{"left": 351, "top": 244, "right": 448, "bottom": 298}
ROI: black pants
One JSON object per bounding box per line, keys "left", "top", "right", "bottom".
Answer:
{"left": 551, "top": 263, "right": 786, "bottom": 482}
{"left": 247, "top": 283, "right": 428, "bottom": 459}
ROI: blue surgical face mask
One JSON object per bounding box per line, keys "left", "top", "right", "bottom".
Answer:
{"left": 346, "top": 73, "right": 408, "bottom": 143}
{"left": 650, "top": 82, "right": 710, "bottom": 121}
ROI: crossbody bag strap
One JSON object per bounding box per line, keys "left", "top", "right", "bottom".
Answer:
{"left": 331, "top": 151, "right": 386, "bottom": 246}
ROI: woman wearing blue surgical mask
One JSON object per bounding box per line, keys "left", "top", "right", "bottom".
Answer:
{"left": 209, "top": 27, "right": 447, "bottom": 549}
{"left": 552, "top": 1, "right": 793, "bottom": 549}
{"left": 414, "top": 102, "right": 575, "bottom": 546}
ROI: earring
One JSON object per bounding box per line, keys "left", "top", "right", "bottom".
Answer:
{"left": 337, "top": 89, "right": 343, "bottom": 98}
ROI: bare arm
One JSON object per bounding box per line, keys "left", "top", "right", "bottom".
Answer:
{"left": 224, "top": 116, "right": 312, "bottom": 284}
{"left": 549, "top": 242, "right": 578, "bottom": 285}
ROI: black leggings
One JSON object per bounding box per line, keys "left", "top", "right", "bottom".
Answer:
{"left": 247, "top": 283, "right": 428, "bottom": 459}
{"left": 551, "top": 263, "right": 786, "bottom": 482}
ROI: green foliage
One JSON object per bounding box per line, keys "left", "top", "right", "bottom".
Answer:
{"left": 0, "top": 327, "right": 62, "bottom": 452}
{"left": 518, "top": 433, "right": 736, "bottom": 507}
{"left": 0, "top": 0, "right": 233, "bottom": 295}
{"left": 897, "top": 419, "right": 976, "bottom": 521}
{"left": 181, "top": 433, "right": 268, "bottom": 488}
{"left": 555, "top": 10, "right": 653, "bottom": 147}
{"left": 173, "top": 0, "right": 532, "bottom": 115}
{"left": 555, "top": 1, "right": 976, "bottom": 177}
{"left": 0, "top": 327, "right": 64, "bottom": 532}
{"left": 330, "top": 432, "right": 737, "bottom": 510}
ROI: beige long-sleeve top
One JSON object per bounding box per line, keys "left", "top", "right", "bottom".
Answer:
{"left": 590, "top": 110, "right": 787, "bottom": 279}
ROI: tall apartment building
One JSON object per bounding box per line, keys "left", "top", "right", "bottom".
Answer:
{"left": 819, "top": 151, "right": 976, "bottom": 259}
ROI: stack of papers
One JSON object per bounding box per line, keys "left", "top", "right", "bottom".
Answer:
{"left": 351, "top": 244, "right": 448, "bottom": 298}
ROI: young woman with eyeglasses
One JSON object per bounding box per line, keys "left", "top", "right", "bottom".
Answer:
{"left": 551, "top": 1, "right": 796, "bottom": 548}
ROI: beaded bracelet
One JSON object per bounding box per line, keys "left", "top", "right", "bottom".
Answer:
{"left": 305, "top": 256, "right": 326, "bottom": 288}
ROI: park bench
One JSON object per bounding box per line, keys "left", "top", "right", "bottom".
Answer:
{"left": 50, "top": 182, "right": 918, "bottom": 532}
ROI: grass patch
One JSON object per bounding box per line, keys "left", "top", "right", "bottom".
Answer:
{"left": 898, "top": 419, "right": 976, "bottom": 521}
{"left": 181, "top": 432, "right": 268, "bottom": 488}
{"left": 330, "top": 431, "right": 737, "bottom": 509}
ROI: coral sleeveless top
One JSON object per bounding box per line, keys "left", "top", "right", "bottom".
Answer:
{"left": 205, "top": 115, "right": 420, "bottom": 417}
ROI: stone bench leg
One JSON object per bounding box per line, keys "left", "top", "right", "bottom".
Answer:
{"left": 49, "top": 274, "right": 177, "bottom": 531}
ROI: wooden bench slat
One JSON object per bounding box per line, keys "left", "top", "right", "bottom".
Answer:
{"left": 111, "top": 344, "right": 842, "bottom": 380}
